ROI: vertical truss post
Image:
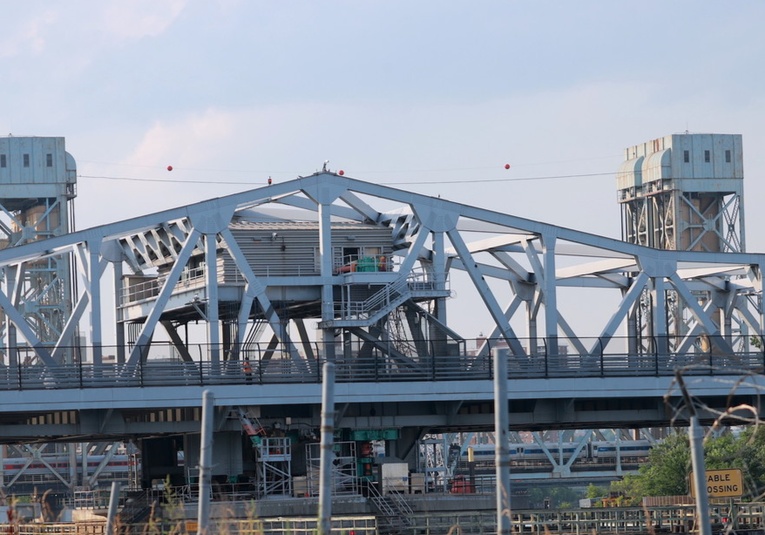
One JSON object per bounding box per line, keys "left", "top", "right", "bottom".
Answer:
{"left": 205, "top": 233, "right": 220, "bottom": 366}
{"left": 652, "top": 277, "right": 669, "bottom": 356}
{"left": 542, "top": 235, "right": 558, "bottom": 356}
{"left": 88, "top": 242, "right": 103, "bottom": 366}
{"left": 112, "top": 260, "right": 125, "bottom": 364}
{"left": 319, "top": 199, "right": 335, "bottom": 362}
{"left": 433, "top": 230, "right": 447, "bottom": 324}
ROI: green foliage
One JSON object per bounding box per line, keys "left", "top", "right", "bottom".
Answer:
{"left": 701, "top": 426, "right": 765, "bottom": 499}
{"left": 611, "top": 432, "right": 690, "bottom": 501}
{"left": 585, "top": 483, "right": 608, "bottom": 499}
{"left": 610, "top": 473, "right": 644, "bottom": 500}
{"left": 527, "top": 485, "right": 584, "bottom": 509}
{"left": 642, "top": 432, "right": 692, "bottom": 497}
{"left": 612, "top": 426, "right": 765, "bottom": 502}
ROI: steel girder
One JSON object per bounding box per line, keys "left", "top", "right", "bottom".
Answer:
{"left": 0, "top": 172, "right": 758, "bottom": 383}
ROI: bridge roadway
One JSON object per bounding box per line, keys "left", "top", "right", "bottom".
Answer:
{"left": 0, "top": 342, "right": 761, "bottom": 444}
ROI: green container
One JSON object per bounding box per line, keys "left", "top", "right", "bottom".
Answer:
{"left": 356, "top": 257, "right": 376, "bottom": 272}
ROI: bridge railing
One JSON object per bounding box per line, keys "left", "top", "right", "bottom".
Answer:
{"left": 0, "top": 335, "right": 762, "bottom": 390}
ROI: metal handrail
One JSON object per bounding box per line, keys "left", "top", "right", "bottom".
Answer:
{"left": 337, "top": 268, "right": 449, "bottom": 320}
{"left": 365, "top": 479, "right": 414, "bottom": 532}
{"left": 0, "top": 335, "right": 761, "bottom": 390}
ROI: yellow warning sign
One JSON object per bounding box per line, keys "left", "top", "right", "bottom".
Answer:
{"left": 690, "top": 469, "right": 743, "bottom": 498}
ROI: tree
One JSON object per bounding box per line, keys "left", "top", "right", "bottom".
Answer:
{"left": 586, "top": 483, "right": 608, "bottom": 499}
{"left": 611, "top": 432, "right": 690, "bottom": 501}
{"left": 640, "top": 432, "right": 692, "bottom": 497}
{"left": 612, "top": 426, "right": 765, "bottom": 502}
{"left": 711, "top": 426, "right": 765, "bottom": 499}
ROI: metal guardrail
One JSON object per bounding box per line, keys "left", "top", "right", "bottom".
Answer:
{"left": 1, "top": 502, "right": 760, "bottom": 535}
{"left": 4, "top": 516, "right": 378, "bottom": 534}
{"left": 26, "top": 503, "right": 742, "bottom": 535}
{"left": 120, "top": 254, "right": 401, "bottom": 307}
{"left": 0, "top": 336, "right": 763, "bottom": 390}
{"left": 406, "top": 501, "right": 765, "bottom": 535}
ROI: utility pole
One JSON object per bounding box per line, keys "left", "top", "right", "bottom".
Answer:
{"left": 676, "top": 372, "right": 712, "bottom": 535}
{"left": 318, "top": 362, "right": 336, "bottom": 535}
{"left": 494, "top": 348, "right": 511, "bottom": 534}
{"left": 105, "top": 481, "right": 121, "bottom": 535}
{"left": 197, "top": 390, "right": 214, "bottom": 535}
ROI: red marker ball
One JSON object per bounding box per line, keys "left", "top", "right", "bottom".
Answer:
{"left": 167, "top": 165, "right": 173, "bottom": 171}
{"left": 338, "top": 169, "right": 344, "bottom": 176}
{"left": 504, "top": 164, "right": 510, "bottom": 170}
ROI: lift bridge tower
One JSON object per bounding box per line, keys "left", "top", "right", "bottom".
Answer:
{"left": 616, "top": 132, "right": 745, "bottom": 351}
{"left": 0, "top": 136, "right": 77, "bottom": 363}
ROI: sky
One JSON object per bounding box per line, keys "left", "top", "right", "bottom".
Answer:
{"left": 2, "top": 1, "right": 765, "bottom": 340}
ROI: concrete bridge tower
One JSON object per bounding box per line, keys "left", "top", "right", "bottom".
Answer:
{"left": 0, "top": 136, "right": 77, "bottom": 362}
{"left": 616, "top": 132, "right": 746, "bottom": 351}
{"left": 617, "top": 133, "right": 744, "bottom": 252}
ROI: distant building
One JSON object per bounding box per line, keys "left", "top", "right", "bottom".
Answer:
{"left": 616, "top": 133, "right": 744, "bottom": 252}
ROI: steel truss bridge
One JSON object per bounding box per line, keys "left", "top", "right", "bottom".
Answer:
{"left": 0, "top": 172, "right": 763, "bottom": 486}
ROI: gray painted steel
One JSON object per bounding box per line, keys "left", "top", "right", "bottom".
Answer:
{"left": 494, "top": 348, "right": 511, "bottom": 534}
{"left": 197, "top": 390, "right": 214, "bottom": 535}
{"left": 318, "top": 362, "right": 335, "bottom": 535}
{"left": 0, "top": 171, "right": 758, "bottom": 444}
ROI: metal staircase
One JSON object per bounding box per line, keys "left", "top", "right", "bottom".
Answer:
{"left": 365, "top": 480, "right": 415, "bottom": 534}
{"left": 236, "top": 407, "right": 265, "bottom": 443}
{"left": 324, "top": 271, "right": 449, "bottom": 328}
{"left": 350, "top": 276, "right": 412, "bottom": 324}
{"left": 237, "top": 407, "right": 294, "bottom": 498}
{"left": 118, "top": 489, "right": 155, "bottom": 526}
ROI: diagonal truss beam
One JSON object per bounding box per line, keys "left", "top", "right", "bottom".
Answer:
{"left": 127, "top": 229, "right": 202, "bottom": 365}
{"left": 447, "top": 228, "right": 525, "bottom": 356}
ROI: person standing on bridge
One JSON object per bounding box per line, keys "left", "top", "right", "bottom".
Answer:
{"left": 243, "top": 357, "right": 253, "bottom": 383}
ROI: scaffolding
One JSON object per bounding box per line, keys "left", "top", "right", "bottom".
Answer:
{"left": 306, "top": 441, "right": 360, "bottom": 496}
{"left": 254, "top": 437, "right": 291, "bottom": 497}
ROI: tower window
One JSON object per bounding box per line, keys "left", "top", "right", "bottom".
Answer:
{"left": 704, "top": 150, "right": 710, "bottom": 163}
{"left": 46, "top": 153, "right": 53, "bottom": 167}
{"left": 725, "top": 150, "right": 731, "bottom": 163}
{"left": 683, "top": 150, "right": 689, "bottom": 163}
{"left": 23, "top": 154, "right": 29, "bottom": 167}
{"left": 0, "top": 154, "right": 5, "bottom": 168}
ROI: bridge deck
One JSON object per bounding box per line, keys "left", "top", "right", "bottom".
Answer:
{"left": 0, "top": 340, "right": 760, "bottom": 442}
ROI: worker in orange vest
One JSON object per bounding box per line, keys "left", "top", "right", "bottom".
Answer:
{"left": 242, "top": 358, "right": 253, "bottom": 383}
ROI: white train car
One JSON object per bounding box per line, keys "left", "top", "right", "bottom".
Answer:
{"left": 458, "top": 439, "right": 652, "bottom": 467}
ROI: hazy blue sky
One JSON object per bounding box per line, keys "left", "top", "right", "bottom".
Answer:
{"left": 4, "top": 1, "right": 764, "bottom": 243}
{"left": 3, "top": 1, "right": 765, "bottom": 340}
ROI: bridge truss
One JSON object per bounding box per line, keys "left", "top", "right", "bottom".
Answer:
{"left": 0, "top": 171, "right": 761, "bottom": 487}
{"left": 0, "top": 171, "right": 759, "bottom": 373}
